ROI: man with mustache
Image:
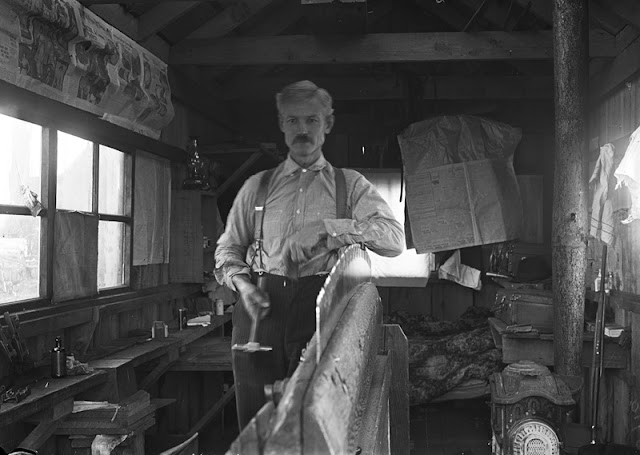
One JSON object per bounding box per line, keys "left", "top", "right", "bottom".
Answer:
{"left": 214, "top": 80, "right": 405, "bottom": 429}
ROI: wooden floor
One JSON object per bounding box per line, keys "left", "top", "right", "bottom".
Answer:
{"left": 198, "top": 397, "right": 493, "bottom": 455}
{"left": 410, "top": 398, "right": 492, "bottom": 455}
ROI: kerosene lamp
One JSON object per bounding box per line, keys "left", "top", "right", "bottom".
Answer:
{"left": 182, "top": 136, "right": 210, "bottom": 191}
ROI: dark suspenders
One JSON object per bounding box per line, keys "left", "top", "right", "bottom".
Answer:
{"left": 253, "top": 167, "right": 348, "bottom": 268}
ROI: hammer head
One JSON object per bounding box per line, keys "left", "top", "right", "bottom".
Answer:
{"left": 232, "top": 341, "right": 273, "bottom": 353}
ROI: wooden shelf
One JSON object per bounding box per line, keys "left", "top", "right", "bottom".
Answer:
{"left": 0, "top": 369, "right": 107, "bottom": 427}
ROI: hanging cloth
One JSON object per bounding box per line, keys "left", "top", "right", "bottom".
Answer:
{"left": 614, "top": 124, "right": 640, "bottom": 224}
{"left": 589, "top": 143, "right": 615, "bottom": 245}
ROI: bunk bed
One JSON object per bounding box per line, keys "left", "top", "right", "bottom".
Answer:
{"left": 385, "top": 306, "right": 502, "bottom": 405}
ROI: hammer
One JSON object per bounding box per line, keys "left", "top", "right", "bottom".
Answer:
{"left": 232, "top": 314, "right": 272, "bottom": 353}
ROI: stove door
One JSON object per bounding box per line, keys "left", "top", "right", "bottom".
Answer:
{"left": 507, "top": 418, "right": 560, "bottom": 455}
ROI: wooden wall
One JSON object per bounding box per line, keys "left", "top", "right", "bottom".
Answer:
{"left": 590, "top": 72, "right": 640, "bottom": 447}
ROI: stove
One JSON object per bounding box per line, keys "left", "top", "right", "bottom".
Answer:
{"left": 490, "top": 360, "right": 576, "bottom": 455}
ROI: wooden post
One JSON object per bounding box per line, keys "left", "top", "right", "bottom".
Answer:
{"left": 552, "top": 0, "right": 589, "bottom": 377}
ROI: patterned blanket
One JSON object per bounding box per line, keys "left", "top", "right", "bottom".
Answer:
{"left": 385, "top": 306, "right": 502, "bottom": 405}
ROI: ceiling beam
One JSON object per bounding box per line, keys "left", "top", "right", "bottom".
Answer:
{"left": 598, "top": 0, "right": 640, "bottom": 30}
{"left": 591, "top": 33, "right": 640, "bottom": 99}
{"left": 220, "top": 75, "right": 553, "bottom": 100}
{"left": 186, "top": 0, "right": 276, "bottom": 40}
{"left": 171, "top": 31, "right": 614, "bottom": 65}
{"left": 512, "top": 0, "right": 551, "bottom": 24}
{"left": 138, "top": 2, "right": 200, "bottom": 42}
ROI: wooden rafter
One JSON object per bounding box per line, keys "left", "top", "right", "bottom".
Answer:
{"left": 220, "top": 75, "right": 554, "bottom": 100}
{"left": 592, "top": 33, "right": 640, "bottom": 99}
{"left": 171, "top": 31, "right": 614, "bottom": 66}
{"left": 596, "top": 0, "right": 640, "bottom": 31}
{"left": 138, "top": 2, "right": 200, "bottom": 42}
{"left": 186, "top": 0, "right": 276, "bottom": 40}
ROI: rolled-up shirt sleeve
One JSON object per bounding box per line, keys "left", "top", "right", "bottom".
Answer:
{"left": 214, "top": 176, "right": 258, "bottom": 291}
{"left": 324, "top": 171, "right": 405, "bottom": 257}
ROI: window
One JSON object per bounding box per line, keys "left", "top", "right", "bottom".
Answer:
{"left": 56, "top": 136, "right": 132, "bottom": 293}
{"left": 359, "top": 169, "right": 434, "bottom": 287}
{"left": 0, "top": 112, "right": 133, "bottom": 306}
{"left": 0, "top": 114, "right": 43, "bottom": 304}
{"left": 97, "top": 145, "right": 131, "bottom": 290}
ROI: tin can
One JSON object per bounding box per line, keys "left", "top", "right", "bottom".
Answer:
{"left": 215, "top": 299, "right": 224, "bottom": 316}
{"left": 179, "top": 308, "right": 187, "bottom": 330}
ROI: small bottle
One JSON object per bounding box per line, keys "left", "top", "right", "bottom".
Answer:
{"left": 594, "top": 269, "right": 602, "bottom": 292}
{"left": 51, "top": 336, "right": 66, "bottom": 378}
{"left": 605, "top": 271, "right": 614, "bottom": 292}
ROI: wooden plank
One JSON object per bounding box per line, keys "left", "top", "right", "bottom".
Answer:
{"left": 300, "top": 283, "right": 381, "bottom": 455}
{"left": 186, "top": 0, "right": 275, "bottom": 39}
{"left": 355, "top": 355, "right": 391, "bottom": 455}
{"left": 0, "top": 80, "right": 181, "bottom": 163}
{"left": 19, "top": 418, "right": 61, "bottom": 452}
{"left": 171, "top": 31, "right": 615, "bottom": 65}
{"left": 139, "top": 345, "right": 180, "bottom": 391}
{"left": 158, "top": 432, "right": 199, "bottom": 455}
{"left": 213, "top": 152, "right": 262, "bottom": 197}
{"left": 24, "top": 397, "right": 74, "bottom": 423}
{"left": 169, "top": 336, "right": 232, "bottom": 371}
{"left": 169, "top": 190, "right": 203, "bottom": 283}
{"left": 592, "top": 33, "right": 640, "bottom": 100}
{"left": 186, "top": 384, "right": 235, "bottom": 438}
{"left": 382, "top": 324, "right": 409, "bottom": 455}
{"left": 138, "top": 2, "right": 199, "bottom": 41}
{"left": 221, "top": 75, "right": 554, "bottom": 101}
{"left": 21, "top": 307, "right": 95, "bottom": 338}
{"left": 227, "top": 401, "right": 275, "bottom": 455}
{"left": 0, "top": 370, "right": 107, "bottom": 427}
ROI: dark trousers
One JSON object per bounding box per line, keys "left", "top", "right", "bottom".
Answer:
{"left": 231, "top": 273, "right": 326, "bottom": 430}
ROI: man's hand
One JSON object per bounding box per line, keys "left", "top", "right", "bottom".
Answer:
{"left": 282, "top": 220, "right": 329, "bottom": 267}
{"left": 232, "top": 274, "right": 270, "bottom": 320}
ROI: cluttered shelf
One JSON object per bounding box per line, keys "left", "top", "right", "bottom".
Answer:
{"left": 0, "top": 369, "right": 107, "bottom": 427}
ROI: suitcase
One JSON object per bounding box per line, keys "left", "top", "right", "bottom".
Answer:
{"left": 494, "top": 288, "right": 554, "bottom": 332}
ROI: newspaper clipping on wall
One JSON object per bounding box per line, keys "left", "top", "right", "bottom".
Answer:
{"left": 0, "top": 0, "right": 174, "bottom": 139}
{"left": 398, "top": 115, "right": 524, "bottom": 253}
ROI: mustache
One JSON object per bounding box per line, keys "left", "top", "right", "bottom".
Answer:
{"left": 293, "top": 134, "right": 312, "bottom": 144}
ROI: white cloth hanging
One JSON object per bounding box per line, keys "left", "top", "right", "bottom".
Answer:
{"left": 615, "top": 125, "right": 640, "bottom": 224}
{"left": 589, "top": 143, "right": 615, "bottom": 244}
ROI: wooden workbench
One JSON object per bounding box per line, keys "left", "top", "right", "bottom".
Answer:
{"left": 86, "top": 314, "right": 231, "bottom": 402}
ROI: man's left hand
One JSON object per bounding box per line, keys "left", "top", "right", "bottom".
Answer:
{"left": 283, "top": 220, "right": 330, "bottom": 266}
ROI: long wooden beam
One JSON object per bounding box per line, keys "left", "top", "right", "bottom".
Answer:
{"left": 170, "top": 31, "right": 614, "bottom": 65}
{"left": 220, "top": 75, "right": 554, "bottom": 100}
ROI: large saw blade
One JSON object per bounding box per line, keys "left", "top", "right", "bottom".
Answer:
{"left": 315, "top": 244, "right": 371, "bottom": 363}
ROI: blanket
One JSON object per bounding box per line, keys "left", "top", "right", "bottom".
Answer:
{"left": 385, "top": 306, "right": 502, "bottom": 405}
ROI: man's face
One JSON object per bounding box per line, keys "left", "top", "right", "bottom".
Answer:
{"left": 279, "top": 98, "right": 333, "bottom": 166}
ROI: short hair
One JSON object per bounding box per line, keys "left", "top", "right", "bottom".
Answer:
{"left": 275, "top": 80, "right": 334, "bottom": 118}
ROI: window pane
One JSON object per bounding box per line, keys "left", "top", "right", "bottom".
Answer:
{"left": 99, "top": 145, "right": 126, "bottom": 215}
{"left": 98, "top": 220, "right": 125, "bottom": 289}
{"left": 57, "top": 132, "right": 93, "bottom": 211}
{"left": 0, "top": 114, "right": 42, "bottom": 206}
{"left": 0, "top": 215, "right": 40, "bottom": 303}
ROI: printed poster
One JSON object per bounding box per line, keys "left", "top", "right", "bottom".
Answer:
{"left": 0, "top": 0, "right": 174, "bottom": 139}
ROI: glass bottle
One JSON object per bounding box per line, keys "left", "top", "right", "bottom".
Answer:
{"left": 51, "top": 336, "right": 66, "bottom": 378}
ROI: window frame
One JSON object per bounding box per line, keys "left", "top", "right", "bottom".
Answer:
{"left": 0, "top": 119, "right": 136, "bottom": 310}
